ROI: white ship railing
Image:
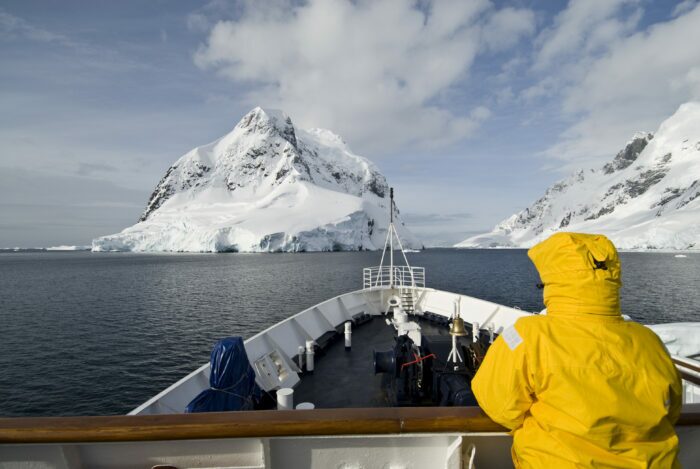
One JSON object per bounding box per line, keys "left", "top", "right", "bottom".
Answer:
{"left": 363, "top": 266, "right": 425, "bottom": 289}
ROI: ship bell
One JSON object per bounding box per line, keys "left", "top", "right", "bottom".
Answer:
{"left": 449, "top": 317, "right": 468, "bottom": 337}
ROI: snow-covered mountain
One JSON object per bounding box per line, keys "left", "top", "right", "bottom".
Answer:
{"left": 456, "top": 102, "right": 700, "bottom": 250}
{"left": 93, "top": 108, "right": 421, "bottom": 252}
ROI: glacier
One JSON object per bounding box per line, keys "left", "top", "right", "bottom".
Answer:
{"left": 93, "top": 108, "right": 422, "bottom": 253}
{"left": 456, "top": 102, "right": 700, "bottom": 250}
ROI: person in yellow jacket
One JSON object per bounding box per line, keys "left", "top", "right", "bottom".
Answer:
{"left": 472, "top": 232, "right": 682, "bottom": 468}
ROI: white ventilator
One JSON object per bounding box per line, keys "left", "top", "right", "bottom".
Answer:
{"left": 305, "top": 340, "right": 315, "bottom": 373}
{"left": 277, "top": 388, "right": 294, "bottom": 410}
{"left": 297, "top": 345, "right": 305, "bottom": 369}
{"left": 344, "top": 321, "right": 352, "bottom": 350}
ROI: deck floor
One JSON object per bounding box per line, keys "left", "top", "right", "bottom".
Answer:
{"left": 293, "top": 315, "right": 451, "bottom": 408}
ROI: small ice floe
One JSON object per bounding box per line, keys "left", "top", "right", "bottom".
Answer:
{"left": 675, "top": 254, "right": 688, "bottom": 258}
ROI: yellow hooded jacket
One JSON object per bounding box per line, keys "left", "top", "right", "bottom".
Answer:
{"left": 471, "top": 233, "right": 682, "bottom": 468}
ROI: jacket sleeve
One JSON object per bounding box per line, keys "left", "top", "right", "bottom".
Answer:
{"left": 648, "top": 329, "right": 683, "bottom": 425}
{"left": 667, "top": 357, "right": 683, "bottom": 425}
{"left": 471, "top": 323, "right": 534, "bottom": 430}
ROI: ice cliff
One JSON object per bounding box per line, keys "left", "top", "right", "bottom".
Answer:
{"left": 93, "top": 108, "right": 421, "bottom": 252}
{"left": 457, "top": 102, "right": 700, "bottom": 250}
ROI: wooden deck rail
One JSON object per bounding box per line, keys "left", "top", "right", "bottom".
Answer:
{"left": 1, "top": 406, "right": 699, "bottom": 444}
{"left": 673, "top": 357, "right": 700, "bottom": 386}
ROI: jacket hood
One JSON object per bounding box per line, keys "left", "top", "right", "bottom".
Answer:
{"left": 528, "top": 232, "right": 621, "bottom": 317}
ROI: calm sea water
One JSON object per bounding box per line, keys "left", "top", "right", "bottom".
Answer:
{"left": 1, "top": 249, "right": 698, "bottom": 417}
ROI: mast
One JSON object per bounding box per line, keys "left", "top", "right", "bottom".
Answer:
{"left": 389, "top": 188, "right": 394, "bottom": 288}
{"left": 375, "top": 187, "right": 414, "bottom": 289}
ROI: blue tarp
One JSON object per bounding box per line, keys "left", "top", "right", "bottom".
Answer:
{"left": 185, "top": 337, "right": 261, "bottom": 413}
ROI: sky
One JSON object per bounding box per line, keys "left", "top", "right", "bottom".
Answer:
{"left": 1, "top": 0, "right": 700, "bottom": 247}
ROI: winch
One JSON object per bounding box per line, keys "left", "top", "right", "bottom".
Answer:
{"left": 373, "top": 299, "right": 491, "bottom": 407}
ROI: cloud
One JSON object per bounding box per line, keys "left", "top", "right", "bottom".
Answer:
{"left": 0, "top": 9, "right": 72, "bottom": 45}
{"left": 186, "top": 0, "right": 250, "bottom": 33}
{"left": 533, "top": 0, "right": 641, "bottom": 71}
{"left": 542, "top": 3, "right": 700, "bottom": 166}
{"left": 186, "top": 12, "right": 211, "bottom": 32}
{"left": 193, "top": 0, "right": 534, "bottom": 155}
{"left": 402, "top": 211, "right": 478, "bottom": 247}
{"left": 671, "top": 0, "right": 698, "bottom": 18}
{"left": 0, "top": 167, "right": 146, "bottom": 247}
{"left": 403, "top": 212, "right": 473, "bottom": 226}
{"left": 0, "top": 8, "right": 150, "bottom": 75}
{"left": 481, "top": 7, "right": 536, "bottom": 52}
{"left": 75, "top": 162, "right": 119, "bottom": 176}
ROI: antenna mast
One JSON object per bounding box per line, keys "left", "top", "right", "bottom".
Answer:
{"left": 375, "top": 187, "right": 413, "bottom": 289}
{"left": 390, "top": 188, "right": 394, "bottom": 223}
{"left": 389, "top": 188, "right": 394, "bottom": 286}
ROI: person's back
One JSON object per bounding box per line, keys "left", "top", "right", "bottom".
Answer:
{"left": 472, "top": 232, "right": 682, "bottom": 468}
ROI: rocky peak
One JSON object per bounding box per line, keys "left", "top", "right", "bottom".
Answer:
{"left": 602, "top": 132, "right": 653, "bottom": 174}
{"left": 236, "top": 107, "right": 297, "bottom": 148}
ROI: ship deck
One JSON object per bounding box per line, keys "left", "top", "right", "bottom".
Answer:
{"left": 294, "top": 314, "right": 456, "bottom": 408}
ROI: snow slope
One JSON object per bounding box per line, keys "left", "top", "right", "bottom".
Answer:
{"left": 457, "top": 102, "right": 700, "bottom": 250}
{"left": 648, "top": 323, "right": 700, "bottom": 358}
{"left": 93, "top": 108, "right": 421, "bottom": 252}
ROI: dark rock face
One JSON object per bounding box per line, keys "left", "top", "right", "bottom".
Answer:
{"left": 675, "top": 180, "right": 700, "bottom": 209}
{"left": 365, "top": 175, "right": 386, "bottom": 198}
{"left": 653, "top": 187, "right": 684, "bottom": 216}
{"left": 506, "top": 171, "right": 588, "bottom": 230}
{"left": 275, "top": 167, "right": 291, "bottom": 182}
{"left": 140, "top": 161, "right": 212, "bottom": 222}
{"left": 514, "top": 196, "right": 547, "bottom": 226}
{"left": 559, "top": 212, "right": 572, "bottom": 228}
{"left": 239, "top": 108, "right": 298, "bottom": 149}
{"left": 625, "top": 168, "right": 668, "bottom": 198}
{"left": 585, "top": 150, "right": 671, "bottom": 221}
{"left": 602, "top": 133, "right": 653, "bottom": 174}
{"left": 653, "top": 187, "right": 683, "bottom": 208}
{"left": 140, "top": 166, "right": 177, "bottom": 222}
{"left": 584, "top": 204, "right": 615, "bottom": 221}
{"left": 291, "top": 153, "right": 311, "bottom": 179}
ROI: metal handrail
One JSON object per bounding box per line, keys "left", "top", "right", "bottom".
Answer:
{"left": 363, "top": 266, "right": 425, "bottom": 290}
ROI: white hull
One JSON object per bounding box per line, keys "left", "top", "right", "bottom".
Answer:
{"left": 0, "top": 433, "right": 512, "bottom": 469}
{"left": 130, "top": 286, "right": 532, "bottom": 416}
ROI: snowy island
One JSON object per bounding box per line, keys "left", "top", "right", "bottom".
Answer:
{"left": 92, "top": 108, "right": 421, "bottom": 253}
{"left": 457, "top": 102, "right": 700, "bottom": 250}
